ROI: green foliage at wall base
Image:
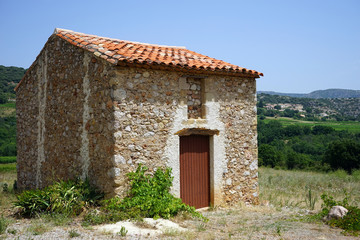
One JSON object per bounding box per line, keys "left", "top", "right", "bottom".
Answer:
{"left": 83, "top": 165, "right": 207, "bottom": 225}
{"left": 14, "top": 179, "right": 103, "bottom": 217}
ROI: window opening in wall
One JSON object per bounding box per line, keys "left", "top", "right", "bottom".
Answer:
{"left": 187, "top": 78, "right": 203, "bottom": 119}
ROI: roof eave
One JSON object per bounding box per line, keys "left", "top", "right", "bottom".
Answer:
{"left": 115, "top": 60, "right": 263, "bottom": 78}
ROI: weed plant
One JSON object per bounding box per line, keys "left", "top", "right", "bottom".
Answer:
{"left": 14, "top": 178, "right": 103, "bottom": 217}
{"left": 0, "top": 170, "right": 17, "bottom": 214}
{"left": 84, "top": 165, "right": 207, "bottom": 225}
{"left": 305, "top": 186, "right": 317, "bottom": 210}
{"left": 196, "top": 223, "right": 207, "bottom": 232}
{"left": 27, "top": 221, "right": 49, "bottom": 235}
{"left": 2, "top": 183, "right": 8, "bottom": 192}
{"left": 6, "top": 228, "right": 16, "bottom": 235}
{"left": 68, "top": 229, "right": 81, "bottom": 238}
{"left": 0, "top": 215, "right": 9, "bottom": 234}
{"left": 41, "top": 213, "right": 73, "bottom": 226}
{"left": 162, "top": 228, "right": 180, "bottom": 237}
{"left": 118, "top": 226, "right": 128, "bottom": 236}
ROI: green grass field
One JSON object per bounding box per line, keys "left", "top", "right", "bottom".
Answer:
{"left": 0, "top": 163, "right": 16, "bottom": 173}
{"left": 263, "top": 117, "right": 360, "bottom": 133}
{"left": 0, "top": 156, "right": 16, "bottom": 164}
{"left": 0, "top": 102, "right": 15, "bottom": 108}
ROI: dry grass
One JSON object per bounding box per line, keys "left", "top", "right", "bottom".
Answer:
{"left": 176, "top": 205, "right": 348, "bottom": 240}
{"left": 0, "top": 164, "right": 17, "bottom": 215}
{"left": 26, "top": 219, "right": 52, "bottom": 236}
{"left": 259, "top": 167, "right": 360, "bottom": 211}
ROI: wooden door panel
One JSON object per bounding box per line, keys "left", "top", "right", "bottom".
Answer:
{"left": 180, "top": 135, "right": 210, "bottom": 209}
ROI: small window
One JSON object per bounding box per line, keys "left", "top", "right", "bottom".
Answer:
{"left": 187, "top": 78, "right": 203, "bottom": 119}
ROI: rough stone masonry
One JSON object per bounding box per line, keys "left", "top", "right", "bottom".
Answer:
{"left": 16, "top": 28, "right": 262, "bottom": 207}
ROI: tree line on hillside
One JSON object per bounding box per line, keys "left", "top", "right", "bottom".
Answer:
{"left": 258, "top": 119, "right": 360, "bottom": 173}
{"left": 0, "top": 116, "right": 16, "bottom": 156}
{"left": 0, "top": 66, "right": 24, "bottom": 157}
{"left": 0, "top": 65, "right": 26, "bottom": 103}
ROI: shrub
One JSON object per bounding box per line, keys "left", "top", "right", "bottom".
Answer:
{"left": 83, "top": 165, "right": 207, "bottom": 225}
{"left": 319, "top": 193, "right": 349, "bottom": 217}
{"left": 352, "top": 169, "right": 360, "bottom": 180}
{"left": 319, "top": 193, "right": 360, "bottom": 236}
{"left": 14, "top": 178, "right": 103, "bottom": 217}
{"left": 2, "top": 183, "right": 8, "bottom": 193}
{"left": 329, "top": 169, "right": 348, "bottom": 179}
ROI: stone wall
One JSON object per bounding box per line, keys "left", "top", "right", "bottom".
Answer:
{"left": 16, "top": 60, "right": 40, "bottom": 190}
{"left": 108, "top": 67, "right": 182, "bottom": 197}
{"left": 16, "top": 36, "right": 115, "bottom": 195}
{"left": 108, "top": 68, "right": 258, "bottom": 205}
{"left": 17, "top": 34, "right": 258, "bottom": 205}
{"left": 216, "top": 78, "right": 259, "bottom": 204}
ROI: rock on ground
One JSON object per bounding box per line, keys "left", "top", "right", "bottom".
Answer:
{"left": 325, "top": 205, "right": 348, "bottom": 220}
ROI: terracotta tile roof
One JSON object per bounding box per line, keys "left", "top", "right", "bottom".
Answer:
{"left": 54, "top": 28, "right": 263, "bottom": 78}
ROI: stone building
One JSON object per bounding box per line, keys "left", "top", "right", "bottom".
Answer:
{"left": 16, "top": 28, "right": 263, "bottom": 208}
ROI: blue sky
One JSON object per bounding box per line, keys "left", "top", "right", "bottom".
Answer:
{"left": 0, "top": 0, "right": 359, "bottom": 93}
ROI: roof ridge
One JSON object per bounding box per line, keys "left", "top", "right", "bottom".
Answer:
{"left": 54, "top": 28, "right": 187, "bottom": 49}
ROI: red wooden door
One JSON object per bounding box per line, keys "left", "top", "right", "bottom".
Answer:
{"left": 180, "top": 135, "right": 210, "bottom": 209}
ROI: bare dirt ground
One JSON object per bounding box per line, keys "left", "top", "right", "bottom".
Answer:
{"left": 2, "top": 205, "right": 358, "bottom": 240}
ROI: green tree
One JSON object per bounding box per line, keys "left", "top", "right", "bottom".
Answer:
{"left": 258, "top": 144, "right": 276, "bottom": 167}
{"left": 324, "top": 139, "right": 360, "bottom": 173}
{"left": 257, "top": 107, "right": 265, "bottom": 116}
{"left": 286, "top": 150, "right": 311, "bottom": 170}
{"left": 305, "top": 107, "right": 312, "bottom": 113}
{"left": 0, "top": 93, "right": 7, "bottom": 104}
{"left": 283, "top": 109, "right": 295, "bottom": 118}
{"left": 283, "top": 125, "right": 304, "bottom": 137}
{"left": 257, "top": 100, "right": 264, "bottom": 108}
{"left": 312, "top": 125, "right": 335, "bottom": 135}
{"left": 257, "top": 120, "right": 283, "bottom": 144}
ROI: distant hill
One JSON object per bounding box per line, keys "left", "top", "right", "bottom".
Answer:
{"left": 258, "top": 89, "right": 360, "bottom": 99}
{"left": 307, "top": 89, "right": 360, "bottom": 98}
{"left": 257, "top": 91, "right": 307, "bottom": 98}
{"left": 257, "top": 93, "right": 360, "bottom": 121}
